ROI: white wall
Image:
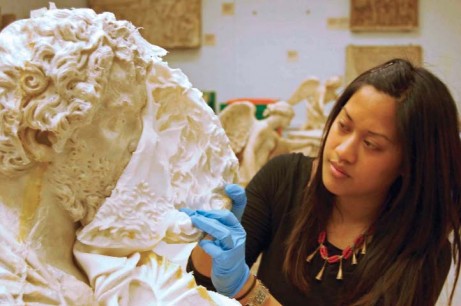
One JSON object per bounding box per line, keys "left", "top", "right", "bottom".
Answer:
{"left": 2, "top": 0, "right": 460, "bottom": 127}
{"left": 164, "top": 0, "right": 461, "bottom": 127}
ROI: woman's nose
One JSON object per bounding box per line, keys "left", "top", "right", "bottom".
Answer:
{"left": 335, "top": 135, "right": 358, "bottom": 164}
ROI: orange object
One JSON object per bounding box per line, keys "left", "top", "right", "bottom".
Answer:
{"left": 227, "top": 98, "right": 277, "bottom": 105}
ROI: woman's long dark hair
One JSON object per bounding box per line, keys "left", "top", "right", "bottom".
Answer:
{"left": 283, "top": 59, "right": 461, "bottom": 305}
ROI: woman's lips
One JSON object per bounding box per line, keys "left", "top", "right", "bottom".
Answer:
{"left": 329, "top": 161, "right": 350, "bottom": 178}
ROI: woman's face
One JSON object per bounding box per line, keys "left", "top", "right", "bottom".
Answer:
{"left": 322, "top": 85, "right": 403, "bottom": 204}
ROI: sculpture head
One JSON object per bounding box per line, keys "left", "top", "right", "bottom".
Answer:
{"left": 0, "top": 8, "right": 153, "bottom": 169}
{"left": 0, "top": 8, "right": 157, "bottom": 224}
{"left": 263, "top": 100, "right": 295, "bottom": 128}
{"left": 0, "top": 7, "right": 238, "bottom": 248}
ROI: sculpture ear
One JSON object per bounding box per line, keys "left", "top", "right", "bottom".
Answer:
{"left": 19, "top": 128, "right": 55, "bottom": 162}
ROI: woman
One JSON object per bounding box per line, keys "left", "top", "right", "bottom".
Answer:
{"left": 181, "top": 58, "right": 461, "bottom": 305}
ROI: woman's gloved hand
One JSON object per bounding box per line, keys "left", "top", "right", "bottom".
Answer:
{"left": 180, "top": 208, "right": 250, "bottom": 298}
{"left": 225, "top": 184, "right": 247, "bottom": 221}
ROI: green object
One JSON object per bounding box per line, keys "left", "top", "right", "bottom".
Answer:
{"left": 202, "top": 91, "right": 217, "bottom": 113}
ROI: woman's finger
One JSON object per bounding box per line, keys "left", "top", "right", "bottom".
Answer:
{"left": 190, "top": 214, "right": 235, "bottom": 250}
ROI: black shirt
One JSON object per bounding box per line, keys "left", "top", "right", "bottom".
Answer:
{"left": 189, "top": 153, "right": 451, "bottom": 305}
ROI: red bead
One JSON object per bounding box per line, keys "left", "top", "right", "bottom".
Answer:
{"left": 328, "top": 255, "right": 341, "bottom": 263}
{"left": 342, "top": 247, "right": 352, "bottom": 259}
{"left": 309, "top": 230, "right": 370, "bottom": 280}
{"left": 320, "top": 245, "right": 328, "bottom": 258}
{"left": 318, "top": 231, "right": 326, "bottom": 244}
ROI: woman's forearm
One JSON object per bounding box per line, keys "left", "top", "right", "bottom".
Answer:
{"left": 234, "top": 274, "right": 282, "bottom": 306}
{"left": 192, "top": 245, "right": 281, "bottom": 305}
{"left": 191, "top": 245, "right": 212, "bottom": 277}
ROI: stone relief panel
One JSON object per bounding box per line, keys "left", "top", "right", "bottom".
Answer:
{"left": 350, "top": 0, "right": 418, "bottom": 32}
{"left": 89, "top": 0, "right": 201, "bottom": 49}
{"left": 346, "top": 45, "right": 422, "bottom": 83}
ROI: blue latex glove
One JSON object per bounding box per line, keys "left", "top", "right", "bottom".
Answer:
{"left": 180, "top": 208, "right": 250, "bottom": 297}
{"left": 225, "top": 184, "right": 247, "bottom": 221}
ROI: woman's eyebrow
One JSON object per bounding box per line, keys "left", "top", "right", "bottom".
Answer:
{"left": 343, "top": 107, "right": 394, "bottom": 143}
{"left": 343, "top": 107, "right": 353, "bottom": 121}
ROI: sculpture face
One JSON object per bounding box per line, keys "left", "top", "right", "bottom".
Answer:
{"left": 271, "top": 113, "right": 292, "bottom": 129}
{"left": 0, "top": 7, "right": 155, "bottom": 224}
{"left": 49, "top": 57, "right": 148, "bottom": 224}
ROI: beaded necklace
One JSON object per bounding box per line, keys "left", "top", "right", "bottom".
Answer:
{"left": 306, "top": 230, "right": 370, "bottom": 280}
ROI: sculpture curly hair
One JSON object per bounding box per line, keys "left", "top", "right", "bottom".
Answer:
{"left": 0, "top": 8, "right": 154, "bottom": 177}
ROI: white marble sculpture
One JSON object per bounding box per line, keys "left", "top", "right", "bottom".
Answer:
{"left": 287, "top": 76, "right": 342, "bottom": 130}
{"left": 285, "top": 76, "right": 342, "bottom": 157}
{"left": 0, "top": 5, "right": 240, "bottom": 305}
{"left": 219, "top": 100, "right": 311, "bottom": 185}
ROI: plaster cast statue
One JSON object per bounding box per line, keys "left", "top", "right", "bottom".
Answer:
{"left": 287, "top": 76, "right": 342, "bottom": 130}
{"left": 0, "top": 5, "right": 240, "bottom": 305}
{"left": 282, "top": 76, "right": 342, "bottom": 157}
{"left": 219, "top": 101, "right": 311, "bottom": 185}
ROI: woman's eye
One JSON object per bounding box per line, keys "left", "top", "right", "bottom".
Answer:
{"left": 364, "top": 140, "right": 378, "bottom": 150}
{"left": 338, "top": 121, "right": 350, "bottom": 132}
